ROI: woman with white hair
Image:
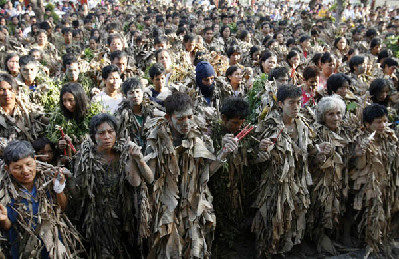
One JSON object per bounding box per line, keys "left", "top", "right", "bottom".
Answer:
{"left": 309, "top": 95, "right": 353, "bottom": 255}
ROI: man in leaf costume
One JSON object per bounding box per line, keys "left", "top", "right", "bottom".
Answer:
{"left": 145, "top": 92, "right": 237, "bottom": 258}
{"left": 252, "top": 85, "right": 329, "bottom": 256}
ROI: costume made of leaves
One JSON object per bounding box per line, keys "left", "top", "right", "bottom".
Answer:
{"left": 46, "top": 103, "right": 103, "bottom": 146}
{"left": 208, "top": 122, "right": 257, "bottom": 255}
{"left": 308, "top": 124, "right": 352, "bottom": 245}
{"left": 115, "top": 98, "right": 162, "bottom": 148}
{"left": 69, "top": 139, "right": 151, "bottom": 258}
{"left": 29, "top": 43, "right": 61, "bottom": 76}
{"left": 252, "top": 110, "right": 314, "bottom": 256}
{"left": 0, "top": 161, "right": 85, "bottom": 258}
{"left": 350, "top": 130, "right": 399, "bottom": 253}
{"left": 144, "top": 117, "right": 216, "bottom": 259}
{"left": 0, "top": 97, "right": 46, "bottom": 149}
{"left": 203, "top": 37, "right": 225, "bottom": 54}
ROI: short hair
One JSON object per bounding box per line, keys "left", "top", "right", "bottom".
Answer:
{"left": 154, "top": 36, "right": 167, "bottom": 45}
{"left": 316, "top": 96, "right": 346, "bottom": 124}
{"left": 149, "top": 63, "right": 166, "bottom": 79}
{"left": 107, "top": 33, "right": 124, "bottom": 46}
{"left": 164, "top": 91, "right": 193, "bottom": 115}
{"left": 370, "top": 38, "right": 381, "bottom": 49}
{"left": 0, "top": 73, "right": 17, "bottom": 90}
{"left": 4, "top": 140, "right": 35, "bottom": 166}
{"left": 110, "top": 50, "right": 127, "bottom": 62}
{"left": 238, "top": 30, "right": 249, "bottom": 41}
{"left": 155, "top": 49, "right": 169, "bottom": 63}
{"left": 269, "top": 67, "right": 288, "bottom": 81}
{"left": 89, "top": 113, "right": 118, "bottom": 143}
{"left": 225, "top": 66, "right": 240, "bottom": 82}
{"left": 326, "top": 73, "right": 351, "bottom": 95}
{"left": 349, "top": 55, "right": 365, "bottom": 73}
{"left": 62, "top": 54, "right": 78, "bottom": 70}
{"left": 370, "top": 78, "right": 390, "bottom": 104}
{"left": 32, "top": 137, "right": 54, "bottom": 153}
{"left": 19, "top": 55, "right": 36, "bottom": 67}
{"left": 363, "top": 103, "right": 388, "bottom": 125}
{"left": 203, "top": 26, "right": 213, "bottom": 35}
{"left": 303, "top": 66, "right": 319, "bottom": 81}
{"left": 226, "top": 45, "right": 240, "bottom": 58}
{"left": 287, "top": 50, "right": 299, "bottom": 63}
{"left": 29, "top": 48, "right": 42, "bottom": 56}
{"left": 321, "top": 52, "right": 333, "bottom": 64}
{"left": 60, "top": 82, "right": 88, "bottom": 122}
{"left": 311, "top": 52, "right": 322, "bottom": 66}
{"left": 102, "top": 64, "right": 120, "bottom": 80}
{"left": 122, "top": 77, "right": 143, "bottom": 96}
{"left": 299, "top": 35, "right": 311, "bottom": 44}
{"left": 183, "top": 33, "right": 195, "bottom": 43}
{"left": 61, "top": 27, "right": 72, "bottom": 35}
{"left": 365, "top": 28, "right": 377, "bottom": 38}
{"left": 277, "top": 84, "right": 301, "bottom": 103}
{"left": 377, "top": 49, "right": 392, "bottom": 63}
{"left": 220, "top": 97, "right": 249, "bottom": 120}
{"left": 382, "top": 57, "right": 398, "bottom": 68}
{"left": 286, "top": 38, "right": 296, "bottom": 47}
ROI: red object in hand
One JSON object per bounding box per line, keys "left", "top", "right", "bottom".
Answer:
{"left": 59, "top": 127, "right": 76, "bottom": 153}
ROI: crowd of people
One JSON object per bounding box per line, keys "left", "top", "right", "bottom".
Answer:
{"left": 0, "top": 0, "right": 399, "bottom": 258}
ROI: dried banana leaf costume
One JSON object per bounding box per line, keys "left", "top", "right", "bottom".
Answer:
{"left": 351, "top": 130, "right": 399, "bottom": 252}
{"left": 0, "top": 162, "right": 85, "bottom": 258}
{"left": 115, "top": 99, "right": 160, "bottom": 148}
{"left": 145, "top": 117, "right": 216, "bottom": 259}
{"left": 70, "top": 139, "right": 151, "bottom": 258}
{"left": 252, "top": 110, "right": 313, "bottom": 256}
{"left": 308, "top": 124, "right": 352, "bottom": 244}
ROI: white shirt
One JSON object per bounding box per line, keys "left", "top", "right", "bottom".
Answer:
{"left": 92, "top": 91, "right": 122, "bottom": 114}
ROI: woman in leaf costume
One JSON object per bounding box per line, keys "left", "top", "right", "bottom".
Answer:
{"left": 351, "top": 104, "right": 399, "bottom": 254}
{"left": 252, "top": 85, "right": 327, "bottom": 256}
{"left": 0, "top": 140, "right": 85, "bottom": 258}
{"left": 309, "top": 96, "right": 353, "bottom": 254}
{"left": 46, "top": 82, "right": 102, "bottom": 157}
{"left": 69, "top": 113, "right": 153, "bottom": 258}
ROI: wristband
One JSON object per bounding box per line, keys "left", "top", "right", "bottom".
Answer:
{"left": 53, "top": 178, "right": 66, "bottom": 194}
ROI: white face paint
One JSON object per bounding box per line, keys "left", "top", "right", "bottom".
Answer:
{"left": 21, "top": 63, "right": 38, "bottom": 83}
{"left": 127, "top": 88, "right": 143, "bottom": 106}
{"left": 170, "top": 108, "right": 193, "bottom": 135}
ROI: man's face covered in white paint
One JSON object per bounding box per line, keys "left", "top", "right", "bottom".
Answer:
{"left": 169, "top": 108, "right": 193, "bottom": 135}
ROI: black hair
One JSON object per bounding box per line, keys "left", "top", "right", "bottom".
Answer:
{"left": 220, "top": 25, "right": 230, "bottom": 36}
{"left": 363, "top": 103, "right": 388, "bottom": 125}
{"left": 203, "top": 26, "right": 213, "bottom": 35}
{"left": 370, "top": 38, "right": 381, "bottom": 49}
{"left": 194, "top": 51, "right": 206, "bottom": 66}
{"left": 102, "top": 64, "right": 120, "bottom": 80}
{"left": 349, "top": 55, "right": 365, "bottom": 73}
{"left": 107, "top": 33, "right": 123, "bottom": 46}
{"left": 164, "top": 91, "right": 193, "bottom": 115}
{"left": 89, "top": 113, "right": 118, "bottom": 143}
{"left": 311, "top": 52, "right": 322, "bottom": 66}
{"left": 303, "top": 66, "right": 319, "bottom": 81}
{"left": 220, "top": 97, "right": 249, "bottom": 120}
{"left": 61, "top": 27, "right": 72, "bottom": 35}
{"left": 277, "top": 84, "right": 302, "bottom": 103}
{"left": 183, "top": 33, "right": 195, "bottom": 43}
{"left": 299, "top": 35, "right": 311, "bottom": 44}
{"left": 225, "top": 66, "right": 239, "bottom": 82}
{"left": 286, "top": 38, "right": 296, "bottom": 47}
{"left": 269, "top": 67, "right": 289, "bottom": 81}
{"left": 149, "top": 63, "right": 166, "bottom": 79}
{"left": 326, "top": 73, "right": 351, "bottom": 95}
{"left": 122, "top": 77, "right": 143, "bottom": 96}
{"left": 110, "top": 50, "right": 127, "bottom": 62}
{"left": 320, "top": 52, "right": 333, "bottom": 64}
{"left": 19, "top": 55, "right": 36, "bottom": 67}
{"left": 32, "top": 137, "right": 54, "bottom": 154}
{"left": 62, "top": 54, "right": 78, "bottom": 70}
{"left": 382, "top": 57, "right": 398, "bottom": 68}
{"left": 39, "top": 21, "right": 50, "bottom": 30}
{"left": 29, "top": 48, "right": 42, "bottom": 57}
{"left": 249, "top": 46, "right": 260, "bottom": 57}
{"left": 287, "top": 50, "right": 299, "bottom": 64}
{"left": 378, "top": 49, "right": 392, "bottom": 63}
{"left": 4, "top": 53, "right": 19, "bottom": 74}
{"left": 259, "top": 51, "right": 275, "bottom": 73}
{"left": 4, "top": 140, "right": 35, "bottom": 166}
{"left": 238, "top": 30, "right": 249, "bottom": 41}
{"left": 60, "top": 82, "right": 88, "bottom": 122}
{"left": 365, "top": 28, "right": 377, "bottom": 39}
{"left": 334, "top": 36, "right": 346, "bottom": 49}
{"left": 369, "top": 78, "right": 390, "bottom": 105}
{"left": 0, "top": 73, "right": 17, "bottom": 90}
{"left": 226, "top": 45, "right": 240, "bottom": 58}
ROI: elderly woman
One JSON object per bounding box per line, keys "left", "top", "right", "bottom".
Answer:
{"left": 69, "top": 113, "right": 153, "bottom": 258}
{"left": 310, "top": 96, "right": 352, "bottom": 254}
